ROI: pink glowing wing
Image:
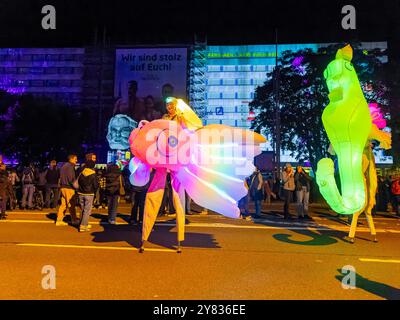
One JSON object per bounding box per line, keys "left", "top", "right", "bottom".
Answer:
{"left": 176, "top": 125, "right": 266, "bottom": 218}
{"left": 369, "top": 103, "right": 387, "bottom": 129}
{"left": 128, "top": 157, "right": 151, "bottom": 187}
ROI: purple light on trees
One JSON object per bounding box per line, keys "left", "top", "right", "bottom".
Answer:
{"left": 369, "top": 103, "right": 387, "bottom": 129}
{"left": 0, "top": 49, "right": 26, "bottom": 95}
{"left": 292, "top": 56, "right": 306, "bottom": 75}
{"left": 292, "top": 56, "right": 304, "bottom": 68}
{"left": 0, "top": 77, "right": 26, "bottom": 94}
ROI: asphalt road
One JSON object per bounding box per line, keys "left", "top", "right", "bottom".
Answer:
{"left": 0, "top": 203, "right": 400, "bottom": 300}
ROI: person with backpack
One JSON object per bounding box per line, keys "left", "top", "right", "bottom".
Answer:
{"left": 391, "top": 175, "right": 400, "bottom": 217}
{"left": 248, "top": 167, "right": 264, "bottom": 219}
{"left": 98, "top": 170, "right": 108, "bottom": 209}
{"left": 45, "top": 160, "right": 60, "bottom": 209}
{"left": 294, "top": 166, "right": 313, "bottom": 220}
{"left": 56, "top": 154, "right": 78, "bottom": 226}
{"left": 21, "top": 163, "right": 36, "bottom": 210}
{"left": 77, "top": 160, "right": 98, "bottom": 232}
{"left": 105, "top": 163, "right": 124, "bottom": 224}
{"left": 0, "top": 164, "right": 11, "bottom": 219}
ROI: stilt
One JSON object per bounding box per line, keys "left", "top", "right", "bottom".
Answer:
{"left": 348, "top": 211, "right": 361, "bottom": 240}
{"left": 177, "top": 241, "right": 182, "bottom": 253}
{"left": 365, "top": 210, "right": 378, "bottom": 243}
{"left": 139, "top": 240, "right": 146, "bottom": 253}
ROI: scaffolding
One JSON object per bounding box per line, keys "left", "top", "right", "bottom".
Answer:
{"left": 188, "top": 35, "right": 207, "bottom": 119}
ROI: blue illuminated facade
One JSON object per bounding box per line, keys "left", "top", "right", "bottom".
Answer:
{"left": 0, "top": 48, "right": 85, "bottom": 106}
{"left": 203, "top": 42, "right": 389, "bottom": 163}
{"left": 205, "top": 44, "right": 320, "bottom": 129}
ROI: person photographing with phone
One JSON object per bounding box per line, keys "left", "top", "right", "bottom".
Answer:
{"left": 282, "top": 163, "right": 295, "bottom": 219}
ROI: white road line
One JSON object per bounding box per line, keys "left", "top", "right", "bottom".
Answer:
{"left": 7, "top": 211, "right": 399, "bottom": 221}
{"left": 2, "top": 218, "right": 400, "bottom": 233}
{"left": 359, "top": 258, "right": 400, "bottom": 264}
{"left": 16, "top": 243, "right": 177, "bottom": 253}
{"left": 0, "top": 219, "right": 53, "bottom": 224}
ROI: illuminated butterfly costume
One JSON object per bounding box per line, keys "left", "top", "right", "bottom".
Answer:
{"left": 128, "top": 98, "right": 266, "bottom": 252}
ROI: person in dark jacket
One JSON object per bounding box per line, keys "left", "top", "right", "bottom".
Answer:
{"left": 130, "top": 169, "right": 154, "bottom": 225}
{"left": 0, "top": 164, "right": 11, "bottom": 219}
{"left": 56, "top": 154, "right": 78, "bottom": 226}
{"left": 376, "top": 175, "right": 388, "bottom": 212}
{"left": 44, "top": 160, "right": 60, "bottom": 208}
{"left": 21, "top": 163, "right": 36, "bottom": 210}
{"left": 294, "top": 166, "right": 313, "bottom": 220}
{"left": 77, "top": 160, "right": 98, "bottom": 232}
{"left": 35, "top": 165, "right": 47, "bottom": 209}
{"left": 105, "top": 163, "right": 123, "bottom": 224}
{"left": 248, "top": 167, "right": 264, "bottom": 218}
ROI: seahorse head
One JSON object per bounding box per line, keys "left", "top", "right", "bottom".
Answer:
{"left": 323, "top": 45, "right": 362, "bottom": 103}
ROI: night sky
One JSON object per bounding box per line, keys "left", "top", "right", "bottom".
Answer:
{"left": 0, "top": 0, "right": 399, "bottom": 47}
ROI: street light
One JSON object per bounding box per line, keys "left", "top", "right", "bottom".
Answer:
{"left": 274, "top": 28, "right": 281, "bottom": 174}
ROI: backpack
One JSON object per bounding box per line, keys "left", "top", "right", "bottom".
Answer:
{"left": 22, "top": 168, "right": 34, "bottom": 184}
{"left": 248, "top": 172, "right": 263, "bottom": 199}
{"left": 391, "top": 179, "right": 400, "bottom": 195}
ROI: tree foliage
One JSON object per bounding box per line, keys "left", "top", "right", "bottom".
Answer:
{"left": 250, "top": 43, "right": 389, "bottom": 169}
{"left": 0, "top": 92, "right": 93, "bottom": 164}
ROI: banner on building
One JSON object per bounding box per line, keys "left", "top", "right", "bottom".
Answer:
{"left": 114, "top": 47, "right": 188, "bottom": 122}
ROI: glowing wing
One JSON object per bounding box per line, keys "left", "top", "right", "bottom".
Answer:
{"left": 129, "top": 157, "right": 151, "bottom": 187}
{"left": 176, "top": 124, "right": 266, "bottom": 218}
{"left": 176, "top": 99, "right": 203, "bottom": 131}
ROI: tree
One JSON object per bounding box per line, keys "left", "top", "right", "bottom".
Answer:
{"left": 0, "top": 92, "right": 93, "bottom": 164}
{"left": 250, "top": 43, "right": 390, "bottom": 170}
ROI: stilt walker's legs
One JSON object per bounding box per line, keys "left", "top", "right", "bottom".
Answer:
{"left": 171, "top": 174, "right": 186, "bottom": 253}
{"left": 365, "top": 210, "right": 377, "bottom": 242}
{"left": 348, "top": 211, "right": 361, "bottom": 243}
{"left": 139, "top": 169, "right": 168, "bottom": 253}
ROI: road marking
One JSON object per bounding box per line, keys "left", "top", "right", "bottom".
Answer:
{"left": 359, "top": 258, "right": 400, "bottom": 264}
{"left": 0, "top": 219, "right": 53, "bottom": 224}
{"left": 2, "top": 219, "right": 400, "bottom": 233}
{"left": 7, "top": 211, "right": 399, "bottom": 221}
{"left": 16, "top": 243, "right": 177, "bottom": 253}
{"left": 387, "top": 230, "right": 400, "bottom": 234}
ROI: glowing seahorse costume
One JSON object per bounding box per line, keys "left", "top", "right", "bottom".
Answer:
{"left": 316, "top": 45, "right": 391, "bottom": 241}
{"left": 129, "top": 98, "right": 266, "bottom": 252}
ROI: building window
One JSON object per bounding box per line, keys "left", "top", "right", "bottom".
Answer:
{"left": 32, "top": 54, "right": 45, "bottom": 61}
{"left": 60, "top": 80, "right": 71, "bottom": 87}
{"left": 59, "top": 67, "right": 74, "bottom": 74}
{"left": 45, "top": 80, "right": 59, "bottom": 87}
{"left": 45, "top": 67, "right": 58, "bottom": 74}
{"left": 31, "top": 67, "right": 44, "bottom": 74}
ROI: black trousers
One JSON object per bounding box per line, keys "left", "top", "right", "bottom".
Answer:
{"left": 45, "top": 186, "right": 60, "bottom": 208}
{"left": 131, "top": 191, "right": 146, "bottom": 223}
{"left": 283, "top": 189, "right": 293, "bottom": 217}
{"left": 158, "top": 175, "right": 175, "bottom": 215}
